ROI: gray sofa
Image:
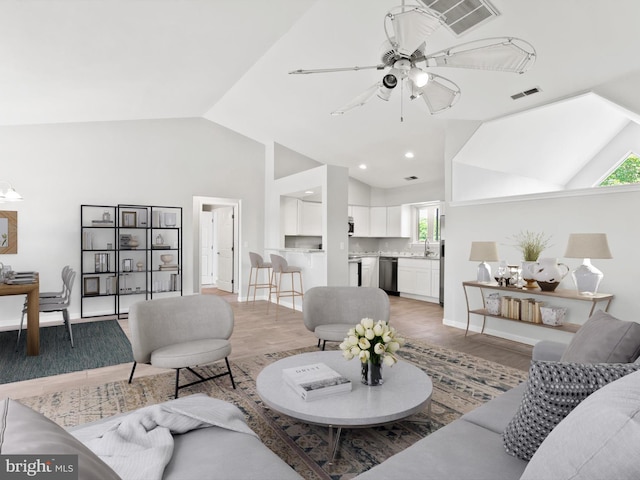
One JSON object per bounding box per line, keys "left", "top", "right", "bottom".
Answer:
{"left": 0, "top": 394, "right": 303, "bottom": 480}
{"left": 4, "top": 311, "right": 640, "bottom": 479}
{"left": 357, "top": 310, "right": 640, "bottom": 480}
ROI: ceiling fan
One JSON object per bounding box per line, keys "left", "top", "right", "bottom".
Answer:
{"left": 289, "top": 3, "right": 536, "bottom": 116}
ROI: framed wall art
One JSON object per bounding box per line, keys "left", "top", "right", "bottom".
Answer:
{"left": 83, "top": 276, "right": 100, "bottom": 296}
{"left": 121, "top": 211, "right": 137, "bottom": 228}
{"left": 0, "top": 210, "right": 17, "bottom": 254}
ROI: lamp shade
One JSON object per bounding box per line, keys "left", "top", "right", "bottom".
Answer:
{"left": 469, "top": 242, "right": 499, "bottom": 262}
{"left": 0, "top": 181, "right": 23, "bottom": 202}
{"left": 564, "top": 233, "right": 612, "bottom": 259}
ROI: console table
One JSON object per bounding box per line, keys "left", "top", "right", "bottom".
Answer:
{"left": 0, "top": 276, "right": 40, "bottom": 355}
{"left": 462, "top": 281, "right": 613, "bottom": 336}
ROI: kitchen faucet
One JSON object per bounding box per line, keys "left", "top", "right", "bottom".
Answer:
{"left": 424, "top": 238, "right": 430, "bottom": 256}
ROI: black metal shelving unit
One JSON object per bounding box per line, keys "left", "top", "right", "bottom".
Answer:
{"left": 80, "top": 204, "right": 182, "bottom": 319}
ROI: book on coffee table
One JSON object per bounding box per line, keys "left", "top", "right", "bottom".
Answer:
{"left": 282, "top": 363, "right": 352, "bottom": 401}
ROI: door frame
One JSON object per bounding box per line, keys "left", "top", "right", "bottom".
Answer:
{"left": 192, "top": 196, "right": 241, "bottom": 297}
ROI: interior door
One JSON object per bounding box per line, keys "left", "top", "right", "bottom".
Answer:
{"left": 215, "top": 206, "right": 235, "bottom": 292}
{"left": 200, "top": 210, "right": 214, "bottom": 285}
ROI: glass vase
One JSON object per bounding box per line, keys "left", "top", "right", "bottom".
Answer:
{"left": 361, "top": 360, "right": 383, "bottom": 386}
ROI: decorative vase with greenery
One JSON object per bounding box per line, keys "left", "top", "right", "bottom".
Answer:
{"left": 512, "top": 230, "right": 552, "bottom": 289}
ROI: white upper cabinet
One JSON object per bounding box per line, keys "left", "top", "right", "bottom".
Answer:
{"left": 386, "top": 205, "right": 411, "bottom": 238}
{"left": 350, "top": 205, "right": 370, "bottom": 237}
{"left": 300, "top": 201, "right": 322, "bottom": 236}
{"left": 369, "top": 207, "right": 387, "bottom": 237}
{"left": 281, "top": 197, "right": 300, "bottom": 236}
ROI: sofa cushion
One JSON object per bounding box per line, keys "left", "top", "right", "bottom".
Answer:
{"left": 560, "top": 310, "right": 640, "bottom": 363}
{"left": 356, "top": 417, "right": 528, "bottom": 480}
{"left": 521, "top": 369, "right": 640, "bottom": 480}
{"left": 503, "top": 360, "right": 640, "bottom": 461}
{"left": 0, "top": 398, "right": 120, "bottom": 480}
{"left": 462, "top": 382, "right": 527, "bottom": 434}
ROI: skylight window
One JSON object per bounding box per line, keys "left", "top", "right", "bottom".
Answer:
{"left": 599, "top": 152, "right": 640, "bottom": 187}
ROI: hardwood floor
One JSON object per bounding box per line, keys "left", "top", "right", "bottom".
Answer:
{"left": 0, "top": 291, "right": 532, "bottom": 400}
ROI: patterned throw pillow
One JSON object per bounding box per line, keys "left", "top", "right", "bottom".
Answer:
{"left": 503, "top": 360, "right": 640, "bottom": 461}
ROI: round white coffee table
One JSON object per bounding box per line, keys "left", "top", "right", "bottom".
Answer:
{"left": 256, "top": 350, "right": 432, "bottom": 462}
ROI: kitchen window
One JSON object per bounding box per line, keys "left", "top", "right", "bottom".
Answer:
{"left": 414, "top": 202, "right": 441, "bottom": 243}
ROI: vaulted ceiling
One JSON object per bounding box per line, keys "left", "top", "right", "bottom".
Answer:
{"left": 3, "top": 1, "right": 640, "bottom": 190}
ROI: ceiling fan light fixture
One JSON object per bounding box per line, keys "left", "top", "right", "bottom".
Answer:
{"left": 409, "top": 67, "right": 429, "bottom": 87}
{"left": 378, "top": 71, "right": 399, "bottom": 101}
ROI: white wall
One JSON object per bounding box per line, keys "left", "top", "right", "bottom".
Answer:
{"left": 0, "top": 117, "right": 266, "bottom": 328}
{"left": 267, "top": 164, "right": 349, "bottom": 286}
{"left": 443, "top": 187, "right": 640, "bottom": 345}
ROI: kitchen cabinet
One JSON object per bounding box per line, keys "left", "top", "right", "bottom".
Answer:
{"left": 300, "top": 201, "right": 322, "bottom": 236}
{"left": 397, "top": 257, "right": 439, "bottom": 302}
{"left": 387, "top": 205, "right": 410, "bottom": 238}
{"left": 361, "top": 256, "right": 378, "bottom": 288}
{"left": 349, "top": 261, "right": 359, "bottom": 286}
{"left": 350, "top": 205, "right": 370, "bottom": 237}
{"left": 369, "top": 207, "right": 386, "bottom": 237}
{"left": 348, "top": 204, "right": 410, "bottom": 238}
{"left": 282, "top": 198, "right": 322, "bottom": 236}
{"left": 281, "top": 197, "right": 301, "bottom": 235}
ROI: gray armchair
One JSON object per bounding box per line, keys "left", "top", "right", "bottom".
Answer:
{"left": 127, "top": 294, "right": 235, "bottom": 398}
{"left": 303, "top": 286, "right": 390, "bottom": 350}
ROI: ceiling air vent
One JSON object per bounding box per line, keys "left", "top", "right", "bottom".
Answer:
{"left": 511, "top": 87, "right": 541, "bottom": 100}
{"left": 404, "top": 175, "right": 419, "bottom": 181}
{"left": 420, "top": 0, "right": 499, "bottom": 36}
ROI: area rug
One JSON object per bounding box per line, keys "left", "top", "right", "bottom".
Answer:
{"left": 18, "top": 339, "right": 528, "bottom": 480}
{"left": 1, "top": 320, "right": 133, "bottom": 384}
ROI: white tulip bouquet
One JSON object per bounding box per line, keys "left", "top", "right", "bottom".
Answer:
{"left": 339, "top": 318, "right": 404, "bottom": 367}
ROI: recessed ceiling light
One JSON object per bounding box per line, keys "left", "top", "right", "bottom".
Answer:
{"left": 359, "top": 164, "right": 367, "bottom": 170}
{"left": 405, "top": 151, "right": 415, "bottom": 159}
{"left": 305, "top": 190, "right": 314, "bottom": 194}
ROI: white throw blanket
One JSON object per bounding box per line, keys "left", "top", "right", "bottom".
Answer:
{"left": 72, "top": 395, "right": 257, "bottom": 480}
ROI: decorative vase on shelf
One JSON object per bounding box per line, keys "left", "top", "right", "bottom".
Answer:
{"left": 362, "top": 360, "right": 383, "bottom": 386}
{"left": 521, "top": 261, "right": 538, "bottom": 289}
{"left": 128, "top": 236, "right": 139, "bottom": 249}
{"left": 533, "top": 257, "right": 569, "bottom": 292}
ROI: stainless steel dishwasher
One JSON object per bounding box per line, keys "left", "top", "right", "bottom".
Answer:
{"left": 379, "top": 256, "right": 399, "bottom": 295}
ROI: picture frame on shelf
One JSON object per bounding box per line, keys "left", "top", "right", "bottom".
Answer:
{"left": 119, "top": 233, "right": 132, "bottom": 249}
{"left": 84, "top": 276, "right": 100, "bottom": 296}
{"left": 122, "top": 211, "right": 137, "bottom": 227}
{"left": 0, "top": 210, "right": 18, "bottom": 254}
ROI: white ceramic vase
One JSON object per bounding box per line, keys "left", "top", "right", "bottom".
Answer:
{"left": 533, "top": 257, "right": 569, "bottom": 283}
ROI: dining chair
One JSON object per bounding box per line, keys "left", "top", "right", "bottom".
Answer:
{"left": 16, "top": 269, "right": 76, "bottom": 350}
{"left": 39, "top": 265, "right": 72, "bottom": 299}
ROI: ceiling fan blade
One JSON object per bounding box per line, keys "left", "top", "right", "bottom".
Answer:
{"left": 423, "top": 37, "right": 536, "bottom": 74}
{"left": 331, "top": 83, "right": 380, "bottom": 115}
{"left": 410, "top": 73, "right": 461, "bottom": 114}
{"left": 289, "top": 65, "right": 385, "bottom": 75}
{"left": 385, "top": 6, "right": 444, "bottom": 57}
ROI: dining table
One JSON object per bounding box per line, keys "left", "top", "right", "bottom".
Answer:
{"left": 0, "top": 274, "right": 39, "bottom": 355}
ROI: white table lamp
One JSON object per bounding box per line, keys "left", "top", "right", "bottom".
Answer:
{"left": 564, "top": 233, "right": 612, "bottom": 295}
{"left": 469, "top": 241, "right": 499, "bottom": 283}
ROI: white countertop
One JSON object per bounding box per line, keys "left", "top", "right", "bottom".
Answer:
{"left": 266, "top": 248, "right": 325, "bottom": 253}
{"left": 349, "top": 252, "right": 439, "bottom": 260}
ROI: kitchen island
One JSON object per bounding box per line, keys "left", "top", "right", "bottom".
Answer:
{"left": 264, "top": 248, "right": 327, "bottom": 308}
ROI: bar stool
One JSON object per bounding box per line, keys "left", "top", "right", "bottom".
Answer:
{"left": 246, "top": 252, "right": 274, "bottom": 303}
{"left": 269, "top": 254, "right": 304, "bottom": 315}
